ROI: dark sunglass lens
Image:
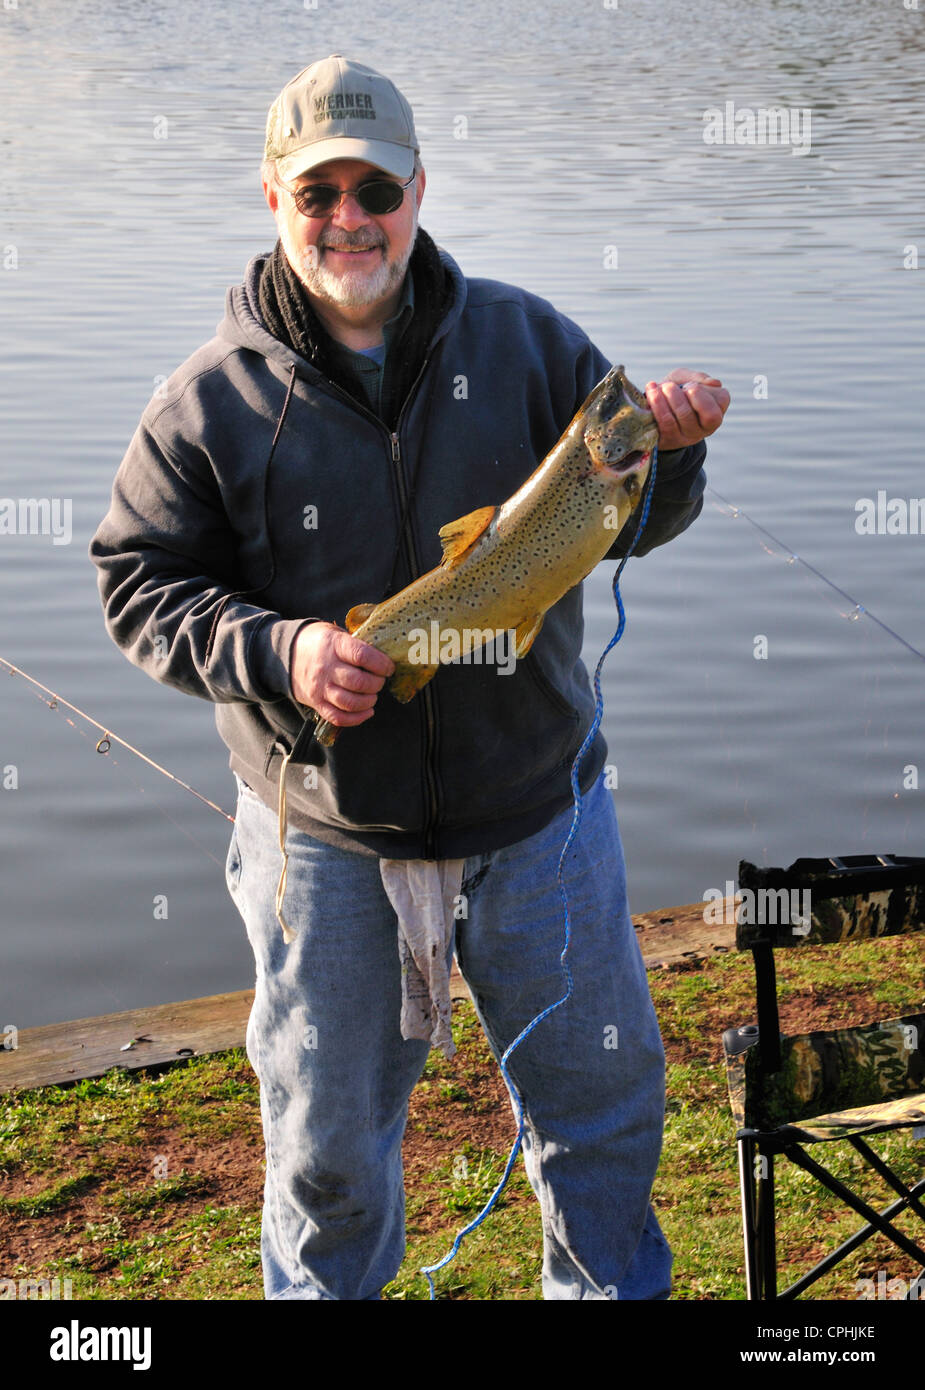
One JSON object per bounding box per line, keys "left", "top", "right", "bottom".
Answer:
{"left": 293, "top": 181, "right": 404, "bottom": 216}
{"left": 295, "top": 185, "right": 338, "bottom": 215}
{"left": 358, "top": 182, "right": 402, "bottom": 215}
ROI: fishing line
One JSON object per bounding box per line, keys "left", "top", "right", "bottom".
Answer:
{"left": 0, "top": 656, "right": 235, "bottom": 829}
{"left": 705, "top": 489, "right": 923, "bottom": 850}
{"left": 2, "top": 484, "right": 917, "bottom": 851}
{"left": 420, "top": 449, "right": 659, "bottom": 1299}
{"left": 707, "top": 486, "right": 925, "bottom": 664}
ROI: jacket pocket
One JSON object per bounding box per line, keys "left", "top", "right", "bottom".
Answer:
{"left": 263, "top": 735, "right": 290, "bottom": 780}
{"left": 524, "top": 650, "right": 579, "bottom": 720}
{"left": 433, "top": 655, "right": 581, "bottom": 829}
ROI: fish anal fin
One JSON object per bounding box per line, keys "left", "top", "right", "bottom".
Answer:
{"left": 345, "top": 602, "right": 377, "bottom": 634}
{"left": 513, "top": 612, "right": 544, "bottom": 659}
{"left": 389, "top": 661, "right": 439, "bottom": 703}
{"left": 437, "top": 505, "right": 496, "bottom": 569}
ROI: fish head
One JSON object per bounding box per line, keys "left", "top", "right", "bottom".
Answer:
{"left": 579, "top": 365, "right": 659, "bottom": 477}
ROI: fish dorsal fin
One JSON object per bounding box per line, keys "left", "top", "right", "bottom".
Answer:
{"left": 345, "top": 602, "right": 377, "bottom": 634}
{"left": 437, "top": 505, "right": 496, "bottom": 569}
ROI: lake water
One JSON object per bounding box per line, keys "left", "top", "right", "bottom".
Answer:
{"left": 1, "top": 0, "right": 923, "bottom": 1028}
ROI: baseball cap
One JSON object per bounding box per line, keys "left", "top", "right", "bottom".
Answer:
{"left": 265, "top": 55, "right": 419, "bottom": 182}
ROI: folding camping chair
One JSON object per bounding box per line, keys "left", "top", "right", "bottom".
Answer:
{"left": 722, "top": 854, "right": 925, "bottom": 1300}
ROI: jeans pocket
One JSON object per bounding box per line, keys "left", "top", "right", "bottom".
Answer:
{"left": 225, "top": 823, "right": 243, "bottom": 898}
{"left": 234, "top": 772, "right": 260, "bottom": 800}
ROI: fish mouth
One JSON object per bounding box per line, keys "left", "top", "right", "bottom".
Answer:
{"left": 600, "top": 447, "right": 652, "bottom": 478}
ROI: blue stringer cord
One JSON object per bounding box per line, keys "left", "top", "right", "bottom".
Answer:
{"left": 421, "top": 447, "right": 659, "bottom": 1298}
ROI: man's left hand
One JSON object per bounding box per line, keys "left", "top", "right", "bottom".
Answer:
{"left": 645, "top": 369, "right": 730, "bottom": 452}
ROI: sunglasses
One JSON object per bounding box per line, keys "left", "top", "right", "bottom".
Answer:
{"left": 285, "top": 172, "right": 415, "bottom": 218}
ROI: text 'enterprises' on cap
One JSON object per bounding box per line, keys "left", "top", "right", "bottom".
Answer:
{"left": 265, "top": 54, "right": 419, "bottom": 182}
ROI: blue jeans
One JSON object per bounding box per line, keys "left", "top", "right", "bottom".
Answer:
{"left": 226, "top": 769, "right": 671, "bottom": 1300}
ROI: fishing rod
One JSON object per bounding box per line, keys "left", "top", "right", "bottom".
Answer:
{"left": 2, "top": 472, "right": 922, "bottom": 1294}
{"left": 0, "top": 656, "right": 234, "bottom": 823}
{"left": 2, "top": 487, "right": 921, "bottom": 839}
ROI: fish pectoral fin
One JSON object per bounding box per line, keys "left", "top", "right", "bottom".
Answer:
{"left": 389, "top": 661, "right": 439, "bottom": 703}
{"left": 345, "top": 602, "right": 377, "bottom": 634}
{"left": 437, "top": 505, "right": 496, "bottom": 569}
{"left": 513, "top": 612, "right": 544, "bottom": 658}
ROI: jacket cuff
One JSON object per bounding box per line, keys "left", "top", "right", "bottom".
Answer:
{"left": 249, "top": 617, "right": 315, "bottom": 701}
{"left": 653, "top": 444, "right": 695, "bottom": 480}
{"left": 603, "top": 439, "right": 707, "bottom": 561}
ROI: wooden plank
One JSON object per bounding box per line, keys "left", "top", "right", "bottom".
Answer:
{"left": 633, "top": 899, "right": 736, "bottom": 969}
{"left": 1, "top": 902, "right": 729, "bottom": 1093}
{"left": 0, "top": 974, "right": 476, "bottom": 1094}
{"left": 0, "top": 991, "right": 255, "bottom": 1093}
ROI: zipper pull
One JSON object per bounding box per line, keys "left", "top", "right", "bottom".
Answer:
{"left": 390, "top": 432, "right": 401, "bottom": 462}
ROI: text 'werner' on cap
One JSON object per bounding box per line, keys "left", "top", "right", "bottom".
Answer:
{"left": 265, "top": 55, "right": 419, "bottom": 182}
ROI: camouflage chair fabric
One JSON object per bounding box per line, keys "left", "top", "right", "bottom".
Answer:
{"left": 724, "top": 854, "right": 925, "bottom": 1299}
{"left": 725, "top": 1013, "right": 925, "bottom": 1143}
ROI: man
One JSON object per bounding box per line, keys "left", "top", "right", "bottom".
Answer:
{"left": 90, "top": 55, "right": 728, "bottom": 1300}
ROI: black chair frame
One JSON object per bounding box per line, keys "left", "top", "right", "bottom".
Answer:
{"left": 725, "top": 854, "right": 925, "bottom": 1300}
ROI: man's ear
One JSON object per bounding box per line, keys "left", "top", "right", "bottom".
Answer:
{"left": 415, "top": 166, "right": 426, "bottom": 208}
{"left": 263, "top": 179, "right": 280, "bottom": 216}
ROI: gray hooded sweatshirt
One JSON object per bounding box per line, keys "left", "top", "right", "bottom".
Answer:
{"left": 90, "top": 244, "right": 706, "bottom": 859}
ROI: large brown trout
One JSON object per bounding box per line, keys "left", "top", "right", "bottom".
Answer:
{"left": 310, "top": 365, "right": 659, "bottom": 746}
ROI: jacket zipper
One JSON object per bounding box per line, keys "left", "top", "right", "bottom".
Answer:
{"left": 387, "top": 422, "right": 441, "bottom": 860}
{"left": 310, "top": 362, "right": 442, "bottom": 858}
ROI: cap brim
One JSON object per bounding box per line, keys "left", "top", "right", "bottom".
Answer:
{"left": 277, "top": 136, "right": 415, "bottom": 182}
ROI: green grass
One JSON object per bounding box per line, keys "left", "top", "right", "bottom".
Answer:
{"left": 0, "top": 1172, "right": 100, "bottom": 1217}
{"left": 1, "top": 932, "right": 922, "bottom": 1299}
{"left": 647, "top": 933, "right": 925, "bottom": 1300}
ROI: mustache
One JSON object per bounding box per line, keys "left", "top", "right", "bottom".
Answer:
{"left": 319, "top": 234, "right": 385, "bottom": 251}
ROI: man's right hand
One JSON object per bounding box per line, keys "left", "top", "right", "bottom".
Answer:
{"left": 289, "top": 622, "right": 395, "bottom": 731}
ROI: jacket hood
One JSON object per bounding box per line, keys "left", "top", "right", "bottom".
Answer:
{"left": 217, "top": 232, "right": 468, "bottom": 382}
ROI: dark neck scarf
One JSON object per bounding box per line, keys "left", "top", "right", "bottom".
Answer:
{"left": 257, "top": 226, "right": 453, "bottom": 429}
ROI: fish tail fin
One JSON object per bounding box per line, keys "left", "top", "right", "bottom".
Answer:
{"left": 311, "top": 714, "right": 339, "bottom": 746}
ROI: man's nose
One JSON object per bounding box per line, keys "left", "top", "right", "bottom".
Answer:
{"left": 329, "top": 192, "right": 371, "bottom": 230}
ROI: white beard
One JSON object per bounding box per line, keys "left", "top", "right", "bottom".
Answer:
{"left": 281, "top": 201, "right": 418, "bottom": 309}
